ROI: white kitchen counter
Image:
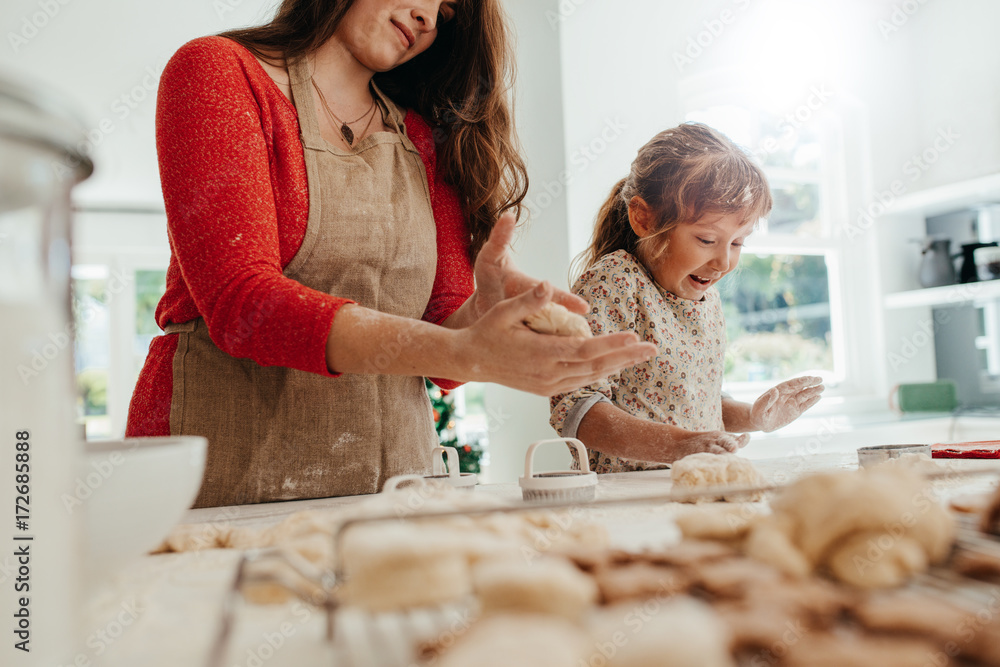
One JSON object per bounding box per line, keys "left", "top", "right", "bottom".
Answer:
{"left": 81, "top": 453, "right": 1000, "bottom": 667}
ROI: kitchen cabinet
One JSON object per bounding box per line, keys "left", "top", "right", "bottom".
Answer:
{"left": 875, "top": 172, "right": 1000, "bottom": 404}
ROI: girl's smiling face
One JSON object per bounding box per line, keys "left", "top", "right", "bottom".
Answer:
{"left": 334, "top": 0, "right": 458, "bottom": 72}
{"left": 629, "top": 199, "right": 754, "bottom": 300}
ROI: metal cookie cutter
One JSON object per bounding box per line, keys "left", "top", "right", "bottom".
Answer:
{"left": 518, "top": 438, "right": 598, "bottom": 503}
{"left": 857, "top": 443, "right": 932, "bottom": 468}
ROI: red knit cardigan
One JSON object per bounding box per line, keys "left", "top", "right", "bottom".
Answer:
{"left": 126, "top": 36, "right": 474, "bottom": 437}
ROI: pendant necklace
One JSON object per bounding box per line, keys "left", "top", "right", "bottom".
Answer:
{"left": 310, "top": 77, "right": 377, "bottom": 146}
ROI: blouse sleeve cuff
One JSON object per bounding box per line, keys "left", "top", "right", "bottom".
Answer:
{"left": 560, "top": 393, "right": 612, "bottom": 439}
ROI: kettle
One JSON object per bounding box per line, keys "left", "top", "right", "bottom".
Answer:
{"left": 915, "top": 237, "right": 956, "bottom": 288}
{"left": 958, "top": 242, "right": 999, "bottom": 283}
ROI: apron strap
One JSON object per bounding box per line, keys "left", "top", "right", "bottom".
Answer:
{"left": 164, "top": 320, "right": 197, "bottom": 334}
{"left": 287, "top": 58, "right": 326, "bottom": 151}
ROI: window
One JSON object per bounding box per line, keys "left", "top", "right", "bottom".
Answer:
{"left": 70, "top": 265, "right": 169, "bottom": 439}
{"left": 72, "top": 265, "right": 112, "bottom": 438}
{"left": 71, "top": 210, "right": 171, "bottom": 438}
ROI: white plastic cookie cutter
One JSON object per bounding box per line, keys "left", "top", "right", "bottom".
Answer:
{"left": 519, "top": 437, "right": 598, "bottom": 503}
{"left": 382, "top": 446, "right": 478, "bottom": 492}
{"left": 426, "top": 445, "right": 478, "bottom": 489}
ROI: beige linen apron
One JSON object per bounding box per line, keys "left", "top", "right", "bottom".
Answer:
{"left": 168, "top": 59, "right": 438, "bottom": 508}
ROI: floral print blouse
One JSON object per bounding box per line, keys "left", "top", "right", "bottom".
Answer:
{"left": 550, "top": 250, "right": 727, "bottom": 473}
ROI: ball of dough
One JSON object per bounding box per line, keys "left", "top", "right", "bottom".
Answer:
{"left": 670, "top": 453, "right": 766, "bottom": 503}
{"left": 472, "top": 555, "right": 598, "bottom": 621}
{"left": 524, "top": 302, "right": 592, "bottom": 337}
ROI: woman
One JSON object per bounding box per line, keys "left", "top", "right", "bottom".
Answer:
{"left": 126, "top": 0, "right": 655, "bottom": 507}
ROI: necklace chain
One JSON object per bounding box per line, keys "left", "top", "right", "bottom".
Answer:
{"left": 310, "top": 77, "right": 378, "bottom": 147}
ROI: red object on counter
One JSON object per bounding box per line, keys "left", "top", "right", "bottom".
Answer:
{"left": 931, "top": 441, "right": 1000, "bottom": 458}
{"left": 126, "top": 36, "right": 474, "bottom": 439}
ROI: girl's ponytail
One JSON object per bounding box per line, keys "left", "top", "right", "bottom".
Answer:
{"left": 572, "top": 177, "right": 636, "bottom": 280}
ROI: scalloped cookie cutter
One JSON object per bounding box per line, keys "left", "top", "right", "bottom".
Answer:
{"left": 519, "top": 438, "right": 598, "bottom": 503}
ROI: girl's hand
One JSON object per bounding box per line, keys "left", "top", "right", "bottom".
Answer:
{"left": 670, "top": 429, "right": 751, "bottom": 458}
{"left": 470, "top": 211, "right": 588, "bottom": 319}
{"left": 455, "top": 281, "right": 656, "bottom": 396}
{"left": 749, "top": 376, "right": 825, "bottom": 432}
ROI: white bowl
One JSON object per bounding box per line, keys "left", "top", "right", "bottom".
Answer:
{"left": 79, "top": 436, "right": 206, "bottom": 585}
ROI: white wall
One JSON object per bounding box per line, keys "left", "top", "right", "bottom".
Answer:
{"left": 485, "top": 0, "right": 577, "bottom": 482}
{"left": 1, "top": 0, "right": 280, "bottom": 208}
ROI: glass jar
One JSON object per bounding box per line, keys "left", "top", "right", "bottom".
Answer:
{"left": 0, "top": 72, "right": 93, "bottom": 665}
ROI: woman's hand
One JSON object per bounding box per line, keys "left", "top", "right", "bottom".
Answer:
{"left": 748, "top": 376, "right": 824, "bottom": 432}
{"left": 464, "top": 211, "right": 588, "bottom": 322}
{"left": 454, "top": 281, "right": 656, "bottom": 395}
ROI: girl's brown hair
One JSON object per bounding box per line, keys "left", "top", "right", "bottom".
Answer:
{"left": 220, "top": 0, "right": 528, "bottom": 261}
{"left": 576, "top": 122, "right": 772, "bottom": 277}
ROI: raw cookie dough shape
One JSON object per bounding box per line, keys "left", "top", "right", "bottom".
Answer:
{"left": 670, "top": 453, "right": 766, "bottom": 502}
{"left": 472, "top": 555, "right": 598, "bottom": 621}
{"left": 524, "top": 302, "right": 592, "bottom": 337}
{"left": 589, "top": 595, "right": 735, "bottom": 667}
{"left": 436, "top": 613, "right": 591, "bottom": 667}
{"left": 340, "top": 523, "right": 472, "bottom": 611}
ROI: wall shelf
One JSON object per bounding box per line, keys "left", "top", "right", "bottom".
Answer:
{"left": 885, "top": 172, "right": 1000, "bottom": 219}
{"left": 884, "top": 280, "right": 1000, "bottom": 309}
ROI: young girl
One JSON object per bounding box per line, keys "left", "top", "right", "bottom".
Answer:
{"left": 550, "top": 123, "right": 824, "bottom": 474}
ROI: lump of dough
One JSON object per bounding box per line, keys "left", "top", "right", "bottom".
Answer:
{"left": 472, "top": 555, "right": 598, "bottom": 621}
{"left": 771, "top": 467, "right": 952, "bottom": 565}
{"left": 670, "top": 453, "right": 766, "bottom": 502}
{"left": 742, "top": 515, "right": 811, "bottom": 579}
{"left": 589, "top": 595, "right": 735, "bottom": 667}
{"left": 524, "top": 302, "right": 592, "bottom": 337}
{"left": 436, "top": 613, "right": 591, "bottom": 667}
{"left": 747, "top": 467, "right": 955, "bottom": 589}
{"left": 826, "top": 530, "right": 928, "bottom": 589}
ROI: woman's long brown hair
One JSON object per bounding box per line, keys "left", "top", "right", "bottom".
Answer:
{"left": 220, "top": 0, "right": 528, "bottom": 261}
{"left": 575, "top": 122, "right": 773, "bottom": 279}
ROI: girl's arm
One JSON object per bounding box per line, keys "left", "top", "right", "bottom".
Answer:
{"left": 721, "top": 397, "right": 756, "bottom": 433}
{"left": 575, "top": 402, "right": 749, "bottom": 463}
